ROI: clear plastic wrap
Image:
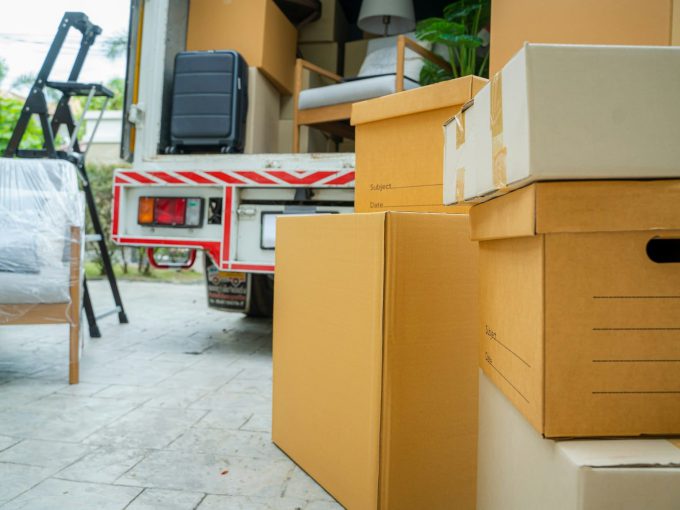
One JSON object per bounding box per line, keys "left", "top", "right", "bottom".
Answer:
{"left": 0, "top": 158, "right": 85, "bottom": 324}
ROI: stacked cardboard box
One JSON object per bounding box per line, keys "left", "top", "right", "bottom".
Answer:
{"left": 290, "top": 0, "right": 350, "bottom": 152}
{"left": 352, "top": 76, "right": 486, "bottom": 213}
{"left": 443, "top": 44, "right": 680, "bottom": 205}
{"left": 273, "top": 213, "right": 479, "bottom": 509}
{"left": 478, "top": 372, "right": 680, "bottom": 510}
{"left": 470, "top": 180, "right": 680, "bottom": 438}
{"left": 489, "top": 0, "right": 680, "bottom": 75}
{"left": 439, "top": 42, "right": 680, "bottom": 508}
{"left": 186, "top": 0, "right": 297, "bottom": 93}
{"left": 344, "top": 39, "right": 369, "bottom": 77}
{"left": 186, "top": 0, "right": 298, "bottom": 153}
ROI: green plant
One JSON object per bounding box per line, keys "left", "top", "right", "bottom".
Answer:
{"left": 415, "top": 0, "right": 490, "bottom": 85}
{"left": 0, "top": 97, "right": 45, "bottom": 152}
{"left": 74, "top": 77, "right": 125, "bottom": 111}
{"left": 0, "top": 58, "right": 7, "bottom": 86}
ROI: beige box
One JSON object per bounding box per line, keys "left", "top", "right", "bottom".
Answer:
{"left": 478, "top": 371, "right": 680, "bottom": 510}
{"left": 245, "top": 68, "right": 280, "bottom": 154}
{"left": 444, "top": 44, "right": 680, "bottom": 205}
{"left": 299, "top": 42, "right": 341, "bottom": 73}
{"left": 351, "top": 76, "right": 486, "bottom": 214}
{"left": 299, "top": 0, "right": 348, "bottom": 43}
{"left": 344, "top": 39, "right": 369, "bottom": 76}
{"left": 187, "top": 0, "right": 297, "bottom": 93}
{"left": 490, "top": 0, "right": 680, "bottom": 75}
{"left": 273, "top": 212, "right": 479, "bottom": 510}
{"left": 277, "top": 120, "right": 329, "bottom": 153}
{"left": 470, "top": 181, "right": 680, "bottom": 438}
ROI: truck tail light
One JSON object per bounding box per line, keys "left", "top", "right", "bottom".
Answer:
{"left": 137, "top": 197, "right": 203, "bottom": 227}
{"left": 138, "top": 197, "right": 155, "bottom": 225}
{"left": 155, "top": 197, "right": 186, "bottom": 226}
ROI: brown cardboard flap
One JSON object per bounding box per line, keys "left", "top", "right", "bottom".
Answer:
{"left": 380, "top": 212, "right": 478, "bottom": 510}
{"left": 272, "top": 213, "right": 387, "bottom": 509}
{"left": 351, "top": 76, "right": 487, "bottom": 126}
{"left": 471, "top": 180, "right": 680, "bottom": 241}
{"left": 535, "top": 180, "right": 680, "bottom": 234}
{"left": 470, "top": 185, "right": 537, "bottom": 241}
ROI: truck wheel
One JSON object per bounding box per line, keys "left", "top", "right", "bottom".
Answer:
{"left": 247, "top": 274, "right": 274, "bottom": 318}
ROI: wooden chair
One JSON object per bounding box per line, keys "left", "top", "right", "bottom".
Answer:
{"left": 1, "top": 226, "right": 82, "bottom": 384}
{"left": 293, "top": 35, "right": 452, "bottom": 152}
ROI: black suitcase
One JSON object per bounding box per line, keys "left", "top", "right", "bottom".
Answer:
{"left": 169, "top": 50, "right": 248, "bottom": 153}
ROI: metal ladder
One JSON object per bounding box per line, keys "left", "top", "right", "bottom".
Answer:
{"left": 2, "top": 11, "right": 128, "bottom": 337}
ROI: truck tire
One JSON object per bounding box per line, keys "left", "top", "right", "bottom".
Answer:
{"left": 247, "top": 274, "right": 274, "bottom": 318}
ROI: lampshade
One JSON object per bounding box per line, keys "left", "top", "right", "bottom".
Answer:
{"left": 357, "top": 0, "right": 415, "bottom": 36}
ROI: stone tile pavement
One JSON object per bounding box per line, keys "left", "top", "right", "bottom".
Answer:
{"left": 0, "top": 281, "right": 342, "bottom": 509}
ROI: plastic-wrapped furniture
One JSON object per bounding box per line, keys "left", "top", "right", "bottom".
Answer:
{"left": 292, "top": 34, "right": 451, "bottom": 152}
{"left": 0, "top": 159, "right": 85, "bottom": 384}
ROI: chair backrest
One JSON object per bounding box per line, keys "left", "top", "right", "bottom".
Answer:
{"left": 358, "top": 32, "right": 431, "bottom": 82}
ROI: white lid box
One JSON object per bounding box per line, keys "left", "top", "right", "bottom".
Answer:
{"left": 477, "top": 371, "right": 680, "bottom": 510}
{"left": 444, "top": 44, "right": 680, "bottom": 204}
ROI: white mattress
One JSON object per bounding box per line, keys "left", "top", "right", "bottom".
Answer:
{"left": 298, "top": 75, "right": 420, "bottom": 110}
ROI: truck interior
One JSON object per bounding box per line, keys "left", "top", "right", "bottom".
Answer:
{"left": 123, "top": 0, "right": 471, "bottom": 161}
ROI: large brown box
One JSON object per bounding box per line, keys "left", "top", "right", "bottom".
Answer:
{"left": 351, "top": 76, "right": 486, "bottom": 214}
{"left": 490, "top": 0, "right": 680, "bottom": 75}
{"left": 187, "top": 0, "right": 297, "bottom": 93}
{"left": 273, "top": 212, "right": 479, "bottom": 510}
{"left": 470, "top": 181, "right": 680, "bottom": 438}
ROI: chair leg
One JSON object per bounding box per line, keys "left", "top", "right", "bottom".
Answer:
{"left": 69, "top": 321, "right": 79, "bottom": 384}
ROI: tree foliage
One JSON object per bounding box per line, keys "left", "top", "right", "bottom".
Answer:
{"left": 0, "top": 58, "right": 7, "bottom": 87}
{"left": 85, "top": 163, "right": 121, "bottom": 274}
{"left": 0, "top": 96, "right": 45, "bottom": 153}
{"left": 74, "top": 77, "right": 125, "bottom": 111}
{"left": 102, "top": 32, "right": 128, "bottom": 60}
{"left": 11, "top": 73, "right": 61, "bottom": 102}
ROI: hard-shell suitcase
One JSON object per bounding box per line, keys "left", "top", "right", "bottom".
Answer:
{"left": 169, "top": 50, "right": 248, "bottom": 153}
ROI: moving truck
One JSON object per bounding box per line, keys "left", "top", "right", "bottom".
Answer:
{"left": 113, "top": 0, "right": 355, "bottom": 316}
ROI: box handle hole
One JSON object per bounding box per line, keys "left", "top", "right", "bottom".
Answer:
{"left": 646, "top": 238, "right": 680, "bottom": 263}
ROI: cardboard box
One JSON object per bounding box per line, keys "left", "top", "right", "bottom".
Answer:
{"left": 245, "top": 68, "right": 280, "bottom": 154}
{"left": 277, "top": 119, "right": 329, "bottom": 153}
{"left": 489, "top": 0, "right": 680, "bottom": 75}
{"left": 273, "top": 212, "right": 479, "bottom": 510}
{"left": 344, "top": 39, "right": 369, "bottom": 76}
{"left": 444, "top": 44, "right": 680, "bottom": 205}
{"left": 478, "top": 371, "right": 680, "bottom": 510}
{"left": 299, "top": 42, "right": 341, "bottom": 74}
{"left": 470, "top": 180, "right": 680, "bottom": 438}
{"left": 351, "top": 76, "right": 486, "bottom": 214}
{"left": 299, "top": 0, "right": 348, "bottom": 43}
{"left": 187, "top": 0, "right": 297, "bottom": 93}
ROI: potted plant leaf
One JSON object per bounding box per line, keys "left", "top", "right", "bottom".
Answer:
{"left": 415, "top": 0, "right": 491, "bottom": 84}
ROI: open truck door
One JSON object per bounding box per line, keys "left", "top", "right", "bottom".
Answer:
{"left": 121, "top": 0, "right": 143, "bottom": 162}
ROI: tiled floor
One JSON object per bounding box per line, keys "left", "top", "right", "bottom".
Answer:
{"left": 0, "top": 281, "right": 342, "bottom": 510}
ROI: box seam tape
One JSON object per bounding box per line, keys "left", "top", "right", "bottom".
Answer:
{"left": 490, "top": 72, "right": 507, "bottom": 190}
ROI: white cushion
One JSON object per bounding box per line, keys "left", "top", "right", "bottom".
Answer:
{"left": 0, "top": 264, "right": 71, "bottom": 304}
{"left": 298, "top": 75, "right": 419, "bottom": 110}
